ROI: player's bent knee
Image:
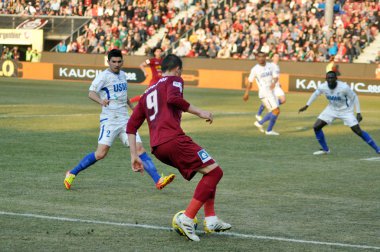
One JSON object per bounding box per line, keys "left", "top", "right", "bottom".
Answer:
{"left": 211, "top": 166, "right": 223, "bottom": 180}
{"left": 95, "top": 145, "right": 109, "bottom": 160}
{"left": 272, "top": 108, "right": 280, "bottom": 116}
{"left": 313, "top": 126, "right": 322, "bottom": 132}
{"left": 313, "top": 120, "right": 326, "bottom": 131}
{"left": 95, "top": 151, "right": 107, "bottom": 160}
{"left": 351, "top": 125, "right": 362, "bottom": 136}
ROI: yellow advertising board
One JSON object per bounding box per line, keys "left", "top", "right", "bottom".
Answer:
{"left": 0, "top": 29, "right": 43, "bottom": 52}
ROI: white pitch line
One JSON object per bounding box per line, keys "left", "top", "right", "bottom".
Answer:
{"left": 0, "top": 114, "right": 98, "bottom": 118}
{"left": 360, "top": 157, "right": 380, "bottom": 161}
{"left": 1, "top": 211, "right": 379, "bottom": 250}
{"left": 0, "top": 112, "right": 251, "bottom": 119}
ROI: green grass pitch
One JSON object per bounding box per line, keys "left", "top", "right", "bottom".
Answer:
{"left": 0, "top": 78, "right": 379, "bottom": 251}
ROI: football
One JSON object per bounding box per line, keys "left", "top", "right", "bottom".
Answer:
{"left": 172, "top": 210, "right": 198, "bottom": 236}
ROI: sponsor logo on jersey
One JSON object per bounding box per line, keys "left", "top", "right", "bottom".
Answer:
{"left": 113, "top": 83, "right": 127, "bottom": 92}
{"left": 326, "top": 95, "right": 342, "bottom": 101}
{"left": 197, "top": 149, "right": 211, "bottom": 163}
{"left": 260, "top": 71, "right": 272, "bottom": 78}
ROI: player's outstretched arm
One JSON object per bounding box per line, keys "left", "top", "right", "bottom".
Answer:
{"left": 127, "top": 133, "right": 144, "bottom": 174}
{"left": 187, "top": 104, "right": 213, "bottom": 124}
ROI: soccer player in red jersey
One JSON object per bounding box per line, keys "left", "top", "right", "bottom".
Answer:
{"left": 130, "top": 47, "right": 163, "bottom": 103}
{"left": 127, "top": 54, "right": 231, "bottom": 241}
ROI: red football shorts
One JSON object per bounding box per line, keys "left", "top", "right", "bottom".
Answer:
{"left": 152, "top": 135, "right": 215, "bottom": 181}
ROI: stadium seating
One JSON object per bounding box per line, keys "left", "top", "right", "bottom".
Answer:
{"left": 168, "top": 0, "right": 379, "bottom": 63}
{"left": 1, "top": 0, "right": 378, "bottom": 62}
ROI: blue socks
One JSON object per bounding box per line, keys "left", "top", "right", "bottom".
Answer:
{"left": 70, "top": 152, "right": 97, "bottom": 175}
{"left": 259, "top": 112, "right": 278, "bottom": 132}
{"left": 314, "top": 129, "right": 329, "bottom": 151}
{"left": 361, "top": 131, "right": 380, "bottom": 153}
{"left": 139, "top": 152, "right": 161, "bottom": 183}
{"left": 267, "top": 114, "right": 278, "bottom": 132}
{"left": 69, "top": 152, "right": 162, "bottom": 183}
{"left": 257, "top": 104, "right": 265, "bottom": 116}
{"left": 259, "top": 112, "right": 272, "bottom": 125}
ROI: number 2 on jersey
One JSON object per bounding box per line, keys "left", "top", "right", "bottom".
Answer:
{"left": 146, "top": 90, "right": 158, "bottom": 121}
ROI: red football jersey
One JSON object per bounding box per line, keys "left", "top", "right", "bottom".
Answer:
{"left": 127, "top": 76, "right": 190, "bottom": 148}
{"left": 146, "top": 57, "right": 162, "bottom": 85}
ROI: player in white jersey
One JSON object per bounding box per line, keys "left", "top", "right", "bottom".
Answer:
{"left": 255, "top": 53, "right": 286, "bottom": 121}
{"left": 64, "top": 49, "right": 175, "bottom": 190}
{"left": 243, "top": 51, "right": 280, "bottom": 135}
{"left": 299, "top": 71, "right": 380, "bottom": 155}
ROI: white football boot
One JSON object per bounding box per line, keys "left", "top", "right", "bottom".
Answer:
{"left": 313, "top": 149, "right": 330, "bottom": 155}
{"left": 175, "top": 213, "right": 200, "bottom": 241}
{"left": 254, "top": 121, "right": 265, "bottom": 133}
{"left": 265, "top": 130, "right": 280, "bottom": 136}
{"left": 204, "top": 217, "right": 232, "bottom": 233}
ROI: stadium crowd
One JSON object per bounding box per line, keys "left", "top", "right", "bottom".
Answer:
{"left": 1, "top": 0, "right": 379, "bottom": 62}
{"left": 171, "top": 0, "right": 379, "bottom": 63}
{"left": 0, "top": 0, "right": 191, "bottom": 55}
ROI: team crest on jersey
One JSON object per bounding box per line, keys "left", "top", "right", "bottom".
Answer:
{"left": 173, "top": 81, "right": 183, "bottom": 93}
{"left": 197, "top": 149, "right": 211, "bottom": 163}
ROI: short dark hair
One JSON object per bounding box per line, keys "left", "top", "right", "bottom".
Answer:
{"left": 326, "top": 71, "right": 337, "bottom": 78}
{"left": 257, "top": 50, "right": 267, "bottom": 56}
{"left": 152, "top": 47, "right": 162, "bottom": 54}
{"left": 161, "top": 54, "right": 182, "bottom": 73}
{"left": 108, "top": 49, "right": 122, "bottom": 61}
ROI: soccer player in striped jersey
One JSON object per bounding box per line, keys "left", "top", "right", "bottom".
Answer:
{"left": 64, "top": 49, "right": 175, "bottom": 190}
{"left": 299, "top": 71, "right": 380, "bottom": 155}
{"left": 243, "top": 51, "right": 281, "bottom": 135}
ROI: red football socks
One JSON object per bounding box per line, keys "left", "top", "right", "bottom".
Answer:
{"left": 185, "top": 166, "right": 223, "bottom": 219}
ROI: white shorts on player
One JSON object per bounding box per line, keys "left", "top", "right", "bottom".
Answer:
{"left": 98, "top": 117, "right": 142, "bottom": 146}
{"left": 274, "top": 85, "right": 285, "bottom": 97}
{"left": 260, "top": 91, "right": 279, "bottom": 112}
{"left": 318, "top": 106, "right": 358, "bottom": 127}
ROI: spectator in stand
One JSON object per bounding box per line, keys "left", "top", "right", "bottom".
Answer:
{"left": 11, "top": 46, "right": 20, "bottom": 60}
{"left": 175, "top": 40, "right": 189, "bottom": 57}
{"left": 30, "top": 50, "right": 40, "bottom": 62}
{"left": 207, "top": 43, "right": 218, "bottom": 58}
{"left": 92, "top": 41, "right": 105, "bottom": 54}
{"left": 25, "top": 47, "right": 33, "bottom": 61}
{"left": 56, "top": 41, "right": 67, "bottom": 53}
{"left": 328, "top": 40, "right": 338, "bottom": 57}
{"left": 1, "top": 47, "right": 10, "bottom": 60}
{"left": 376, "top": 64, "right": 380, "bottom": 79}
{"left": 25, "top": 2, "right": 36, "bottom": 15}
